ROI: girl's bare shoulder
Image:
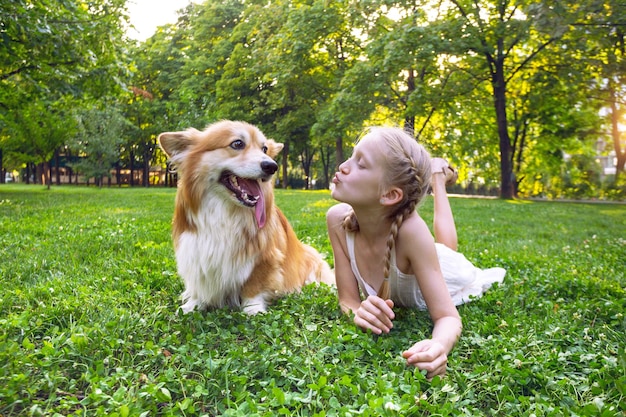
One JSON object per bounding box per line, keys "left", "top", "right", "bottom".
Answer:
{"left": 326, "top": 202, "right": 352, "bottom": 223}
{"left": 398, "top": 212, "right": 433, "bottom": 244}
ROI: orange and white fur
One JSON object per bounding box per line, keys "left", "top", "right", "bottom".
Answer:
{"left": 158, "top": 120, "right": 333, "bottom": 314}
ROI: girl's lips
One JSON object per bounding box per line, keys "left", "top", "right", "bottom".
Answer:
{"left": 332, "top": 173, "right": 340, "bottom": 184}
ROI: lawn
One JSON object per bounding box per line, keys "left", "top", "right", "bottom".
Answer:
{"left": 0, "top": 184, "right": 624, "bottom": 416}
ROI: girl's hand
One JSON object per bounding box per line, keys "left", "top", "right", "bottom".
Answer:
{"left": 354, "top": 295, "right": 395, "bottom": 334}
{"left": 402, "top": 339, "right": 448, "bottom": 379}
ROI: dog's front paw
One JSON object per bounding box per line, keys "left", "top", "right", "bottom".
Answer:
{"left": 242, "top": 294, "right": 268, "bottom": 315}
{"left": 180, "top": 299, "right": 203, "bottom": 314}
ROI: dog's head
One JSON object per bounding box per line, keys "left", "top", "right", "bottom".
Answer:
{"left": 158, "top": 120, "right": 284, "bottom": 228}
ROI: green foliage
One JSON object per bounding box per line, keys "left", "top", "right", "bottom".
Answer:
{"left": 0, "top": 0, "right": 128, "bottom": 96}
{"left": 2, "top": 98, "right": 78, "bottom": 174}
{"left": 0, "top": 0, "right": 130, "bottom": 177}
{"left": 2, "top": 0, "right": 625, "bottom": 198}
{"left": 69, "top": 107, "right": 136, "bottom": 186}
{"left": 0, "top": 185, "right": 624, "bottom": 415}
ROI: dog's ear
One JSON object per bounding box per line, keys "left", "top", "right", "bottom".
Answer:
{"left": 266, "top": 139, "right": 284, "bottom": 159}
{"left": 158, "top": 129, "right": 199, "bottom": 158}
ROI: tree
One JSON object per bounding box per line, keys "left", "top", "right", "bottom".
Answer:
{"left": 440, "top": 0, "right": 574, "bottom": 198}
{"left": 3, "top": 98, "right": 78, "bottom": 188}
{"left": 0, "top": 0, "right": 128, "bottom": 91}
{"left": 340, "top": 0, "right": 607, "bottom": 198}
{"left": 574, "top": 0, "right": 626, "bottom": 179}
{"left": 69, "top": 107, "right": 132, "bottom": 187}
{"left": 0, "top": 0, "right": 130, "bottom": 182}
{"left": 213, "top": 0, "right": 353, "bottom": 188}
{"left": 256, "top": 0, "right": 352, "bottom": 188}
{"left": 180, "top": 0, "right": 247, "bottom": 127}
{"left": 119, "top": 0, "right": 623, "bottom": 198}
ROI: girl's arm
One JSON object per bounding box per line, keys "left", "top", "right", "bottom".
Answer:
{"left": 397, "top": 214, "right": 462, "bottom": 377}
{"left": 326, "top": 203, "right": 362, "bottom": 314}
{"left": 326, "top": 204, "right": 394, "bottom": 333}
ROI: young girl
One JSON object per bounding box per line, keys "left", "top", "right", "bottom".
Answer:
{"left": 326, "top": 127, "right": 505, "bottom": 378}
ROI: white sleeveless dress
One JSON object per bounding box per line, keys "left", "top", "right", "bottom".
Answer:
{"left": 345, "top": 231, "right": 506, "bottom": 310}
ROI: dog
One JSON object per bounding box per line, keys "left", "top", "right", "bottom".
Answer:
{"left": 158, "top": 120, "right": 334, "bottom": 314}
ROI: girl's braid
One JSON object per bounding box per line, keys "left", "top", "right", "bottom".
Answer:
{"left": 342, "top": 209, "right": 359, "bottom": 233}
{"left": 378, "top": 151, "right": 425, "bottom": 300}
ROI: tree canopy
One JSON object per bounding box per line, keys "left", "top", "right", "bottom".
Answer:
{"left": 1, "top": 0, "right": 624, "bottom": 199}
{"left": 1, "top": 0, "right": 129, "bottom": 184}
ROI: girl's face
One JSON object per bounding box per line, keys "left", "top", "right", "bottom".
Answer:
{"left": 331, "top": 134, "right": 387, "bottom": 206}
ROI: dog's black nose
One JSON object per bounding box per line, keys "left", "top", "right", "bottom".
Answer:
{"left": 261, "top": 160, "right": 278, "bottom": 175}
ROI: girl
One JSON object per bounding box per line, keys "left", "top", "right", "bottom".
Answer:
{"left": 326, "top": 127, "right": 505, "bottom": 378}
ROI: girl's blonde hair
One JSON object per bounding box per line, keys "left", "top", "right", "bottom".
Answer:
{"left": 342, "top": 127, "right": 432, "bottom": 299}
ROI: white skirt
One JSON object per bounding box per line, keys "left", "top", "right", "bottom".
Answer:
{"left": 390, "top": 243, "right": 506, "bottom": 310}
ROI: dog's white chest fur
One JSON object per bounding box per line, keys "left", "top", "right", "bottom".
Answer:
{"left": 175, "top": 200, "right": 259, "bottom": 313}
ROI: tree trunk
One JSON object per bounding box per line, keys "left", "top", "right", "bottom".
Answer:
{"left": 404, "top": 69, "right": 416, "bottom": 134}
{"left": 67, "top": 149, "right": 73, "bottom": 185}
{"left": 492, "top": 58, "right": 514, "bottom": 199}
{"left": 281, "top": 140, "right": 289, "bottom": 189}
{"left": 130, "top": 149, "right": 135, "bottom": 186}
{"left": 320, "top": 145, "right": 331, "bottom": 189}
{"left": 44, "top": 161, "right": 51, "bottom": 190}
{"left": 143, "top": 150, "right": 150, "bottom": 187}
{"left": 300, "top": 146, "right": 313, "bottom": 190}
{"left": 37, "top": 162, "right": 50, "bottom": 188}
{"left": 335, "top": 136, "right": 344, "bottom": 170}
{"left": 610, "top": 88, "right": 625, "bottom": 177}
{"left": 0, "top": 148, "right": 4, "bottom": 184}
{"left": 54, "top": 149, "right": 61, "bottom": 185}
{"left": 116, "top": 164, "right": 121, "bottom": 187}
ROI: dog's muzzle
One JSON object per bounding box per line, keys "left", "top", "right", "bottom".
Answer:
{"left": 219, "top": 172, "right": 262, "bottom": 207}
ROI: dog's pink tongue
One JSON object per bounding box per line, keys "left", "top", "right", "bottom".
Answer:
{"left": 255, "top": 189, "right": 266, "bottom": 228}
{"left": 240, "top": 179, "right": 265, "bottom": 228}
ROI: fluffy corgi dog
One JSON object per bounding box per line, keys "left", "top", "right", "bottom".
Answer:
{"left": 158, "top": 120, "right": 334, "bottom": 314}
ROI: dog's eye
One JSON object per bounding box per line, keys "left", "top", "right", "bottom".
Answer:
{"left": 230, "top": 140, "right": 245, "bottom": 150}
{"left": 262, "top": 145, "right": 268, "bottom": 154}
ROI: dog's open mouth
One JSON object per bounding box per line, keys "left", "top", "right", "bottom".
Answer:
{"left": 219, "top": 171, "right": 266, "bottom": 228}
{"left": 219, "top": 172, "right": 260, "bottom": 207}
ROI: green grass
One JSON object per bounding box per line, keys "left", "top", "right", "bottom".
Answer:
{"left": 0, "top": 184, "right": 624, "bottom": 416}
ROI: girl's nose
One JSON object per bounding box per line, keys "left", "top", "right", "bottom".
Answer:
{"left": 338, "top": 161, "right": 349, "bottom": 173}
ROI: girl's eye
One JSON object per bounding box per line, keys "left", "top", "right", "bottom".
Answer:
{"left": 230, "top": 140, "right": 245, "bottom": 150}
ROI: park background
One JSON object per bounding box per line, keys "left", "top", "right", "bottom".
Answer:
{"left": 1, "top": 0, "right": 625, "bottom": 200}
